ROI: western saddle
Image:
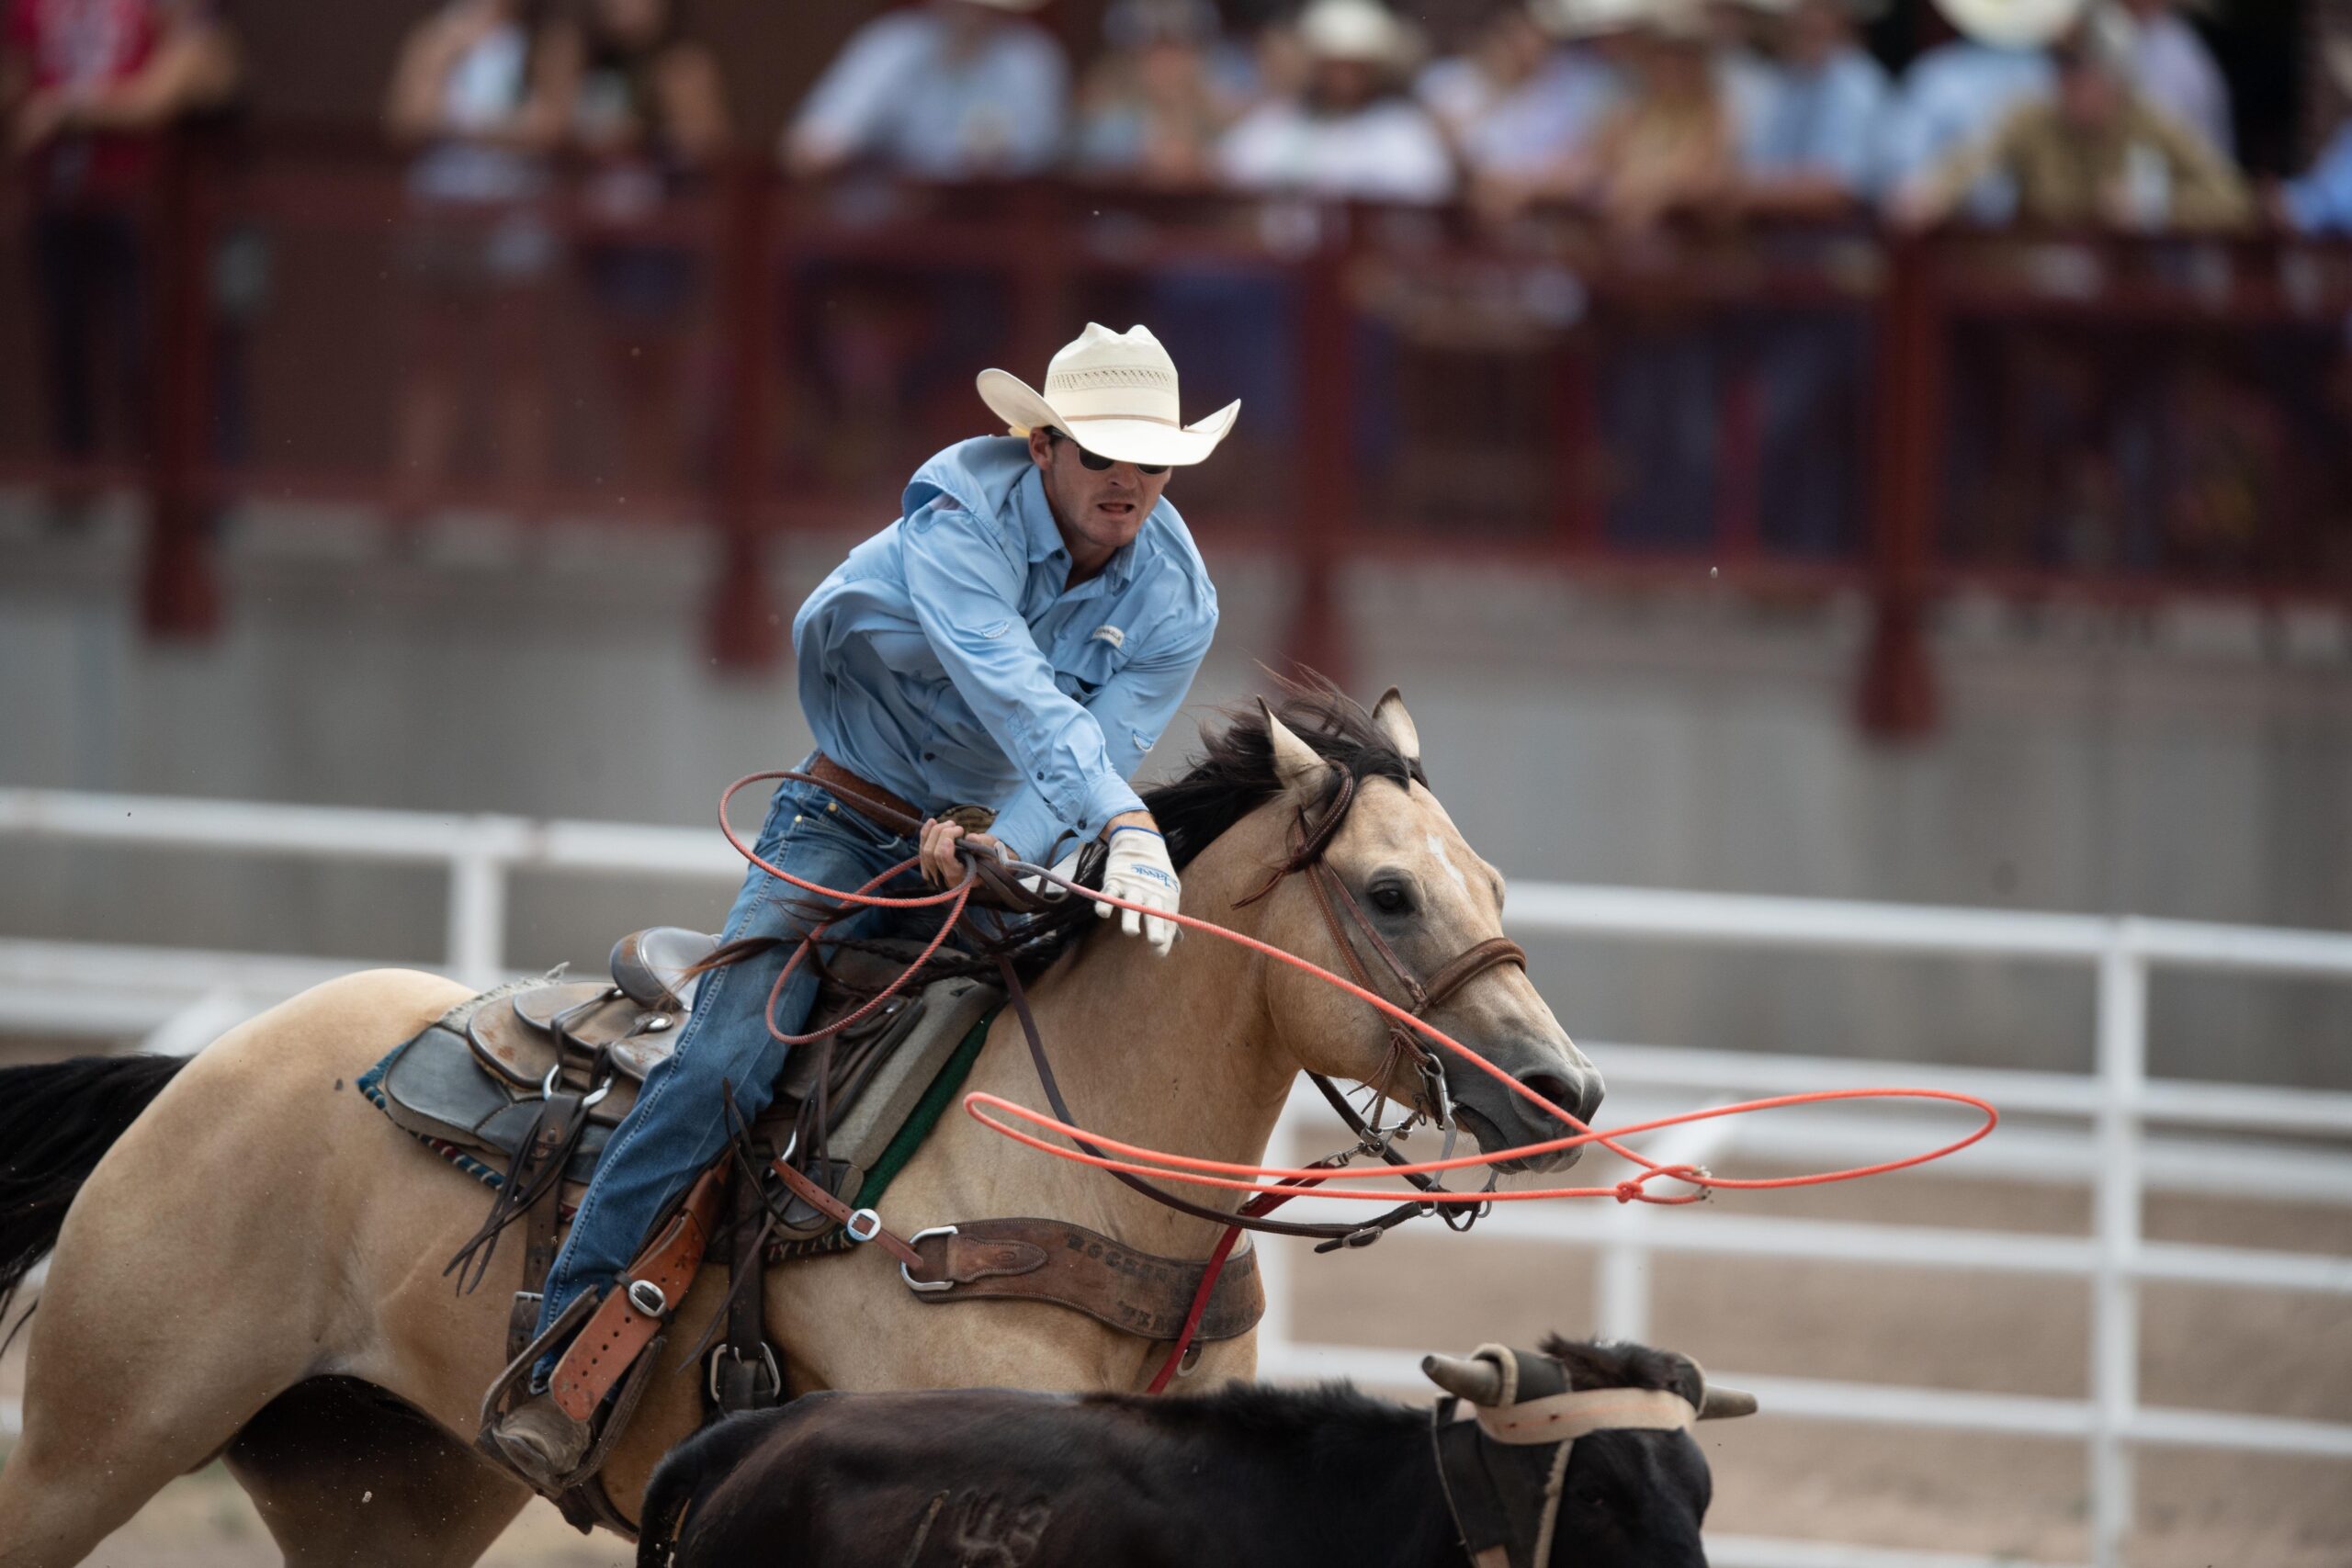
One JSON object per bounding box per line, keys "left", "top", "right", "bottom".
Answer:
{"left": 365, "top": 924, "right": 1265, "bottom": 1535}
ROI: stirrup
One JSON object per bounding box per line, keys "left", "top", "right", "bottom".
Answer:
{"left": 477, "top": 1288, "right": 601, "bottom": 1438}
{"left": 473, "top": 1286, "right": 668, "bottom": 1499}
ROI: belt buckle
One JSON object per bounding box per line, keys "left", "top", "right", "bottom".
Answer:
{"left": 940, "top": 805, "right": 996, "bottom": 834}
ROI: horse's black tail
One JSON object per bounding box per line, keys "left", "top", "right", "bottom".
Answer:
{"left": 0, "top": 1054, "right": 189, "bottom": 1322}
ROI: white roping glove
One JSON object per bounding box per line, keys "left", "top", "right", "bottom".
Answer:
{"left": 1099, "top": 825, "right": 1181, "bottom": 957}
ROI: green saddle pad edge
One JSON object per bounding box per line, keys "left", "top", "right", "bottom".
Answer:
{"left": 357, "top": 1002, "right": 1005, "bottom": 1256}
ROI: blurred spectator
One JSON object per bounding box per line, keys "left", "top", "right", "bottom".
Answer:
{"left": 384, "top": 0, "right": 576, "bottom": 529}
{"left": 3, "top": 0, "right": 238, "bottom": 520}
{"left": 1565, "top": 3, "right": 1737, "bottom": 549}
{"left": 1219, "top": 0, "right": 1455, "bottom": 202}
{"left": 1072, "top": 0, "right": 1234, "bottom": 185}
{"left": 565, "top": 0, "right": 729, "bottom": 492}
{"left": 2113, "top": 0, "right": 2229, "bottom": 157}
{"left": 2276, "top": 37, "right": 2352, "bottom": 233}
{"left": 1878, "top": 0, "right": 2063, "bottom": 215}
{"left": 1705, "top": 0, "right": 1784, "bottom": 173}
{"left": 1893, "top": 21, "right": 2250, "bottom": 230}
{"left": 1742, "top": 0, "right": 1888, "bottom": 210}
{"left": 1550, "top": 2, "right": 1734, "bottom": 232}
{"left": 1737, "top": 0, "right": 1888, "bottom": 558}
{"left": 1416, "top": 2, "right": 1617, "bottom": 184}
{"left": 783, "top": 0, "right": 1067, "bottom": 180}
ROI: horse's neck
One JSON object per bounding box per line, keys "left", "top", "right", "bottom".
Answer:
{"left": 939, "top": 814, "right": 1299, "bottom": 1258}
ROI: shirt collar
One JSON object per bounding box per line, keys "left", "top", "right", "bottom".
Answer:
{"left": 1015, "top": 465, "right": 1142, "bottom": 593}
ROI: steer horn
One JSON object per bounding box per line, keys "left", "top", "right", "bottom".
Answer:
{"left": 1698, "top": 1383, "right": 1758, "bottom": 1420}
{"left": 1420, "top": 1352, "right": 1506, "bottom": 1407}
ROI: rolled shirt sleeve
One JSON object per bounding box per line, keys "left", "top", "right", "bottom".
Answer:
{"left": 899, "top": 503, "right": 1195, "bottom": 863}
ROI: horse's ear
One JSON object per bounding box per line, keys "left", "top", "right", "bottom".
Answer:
{"left": 1372, "top": 687, "right": 1420, "bottom": 767}
{"left": 1260, "top": 700, "right": 1334, "bottom": 796}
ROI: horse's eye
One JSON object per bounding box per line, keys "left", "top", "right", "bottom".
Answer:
{"left": 1369, "top": 883, "right": 1412, "bottom": 915}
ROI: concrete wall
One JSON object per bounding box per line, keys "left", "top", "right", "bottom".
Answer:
{"left": 4, "top": 499, "right": 2349, "bottom": 1088}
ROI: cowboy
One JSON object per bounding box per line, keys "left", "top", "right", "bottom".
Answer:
{"left": 491, "top": 322, "right": 1238, "bottom": 1485}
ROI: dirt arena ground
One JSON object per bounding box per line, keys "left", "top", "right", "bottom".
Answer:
{"left": 3, "top": 1035, "right": 2346, "bottom": 1565}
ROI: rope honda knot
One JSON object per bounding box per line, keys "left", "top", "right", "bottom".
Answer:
{"left": 1613, "top": 1165, "right": 1707, "bottom": 1204}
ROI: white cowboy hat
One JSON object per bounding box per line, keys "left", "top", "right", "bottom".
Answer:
{"left": 1930, "top": 0, "right": 2088, "bottom": 48}
{"left": 1295, "top": 0, "right": 1421, "bottom": 65}
{"left": 978, "top": 323, "right": 1239, "bottom": 468}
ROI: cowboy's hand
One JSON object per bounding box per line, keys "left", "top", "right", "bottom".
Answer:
{"left": 920, "top": 818, "right": 1001, "bottom": 889}
{"left": 1099, "top": 819, "right": 1181, "bottom": 957}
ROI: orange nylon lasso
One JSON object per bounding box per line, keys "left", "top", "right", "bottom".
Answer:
{"left": 716, "top": 771, "right": 1998, "bottom": 1210}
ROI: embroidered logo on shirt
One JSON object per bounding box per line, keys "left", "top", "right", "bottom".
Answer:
{"left": 1091, "top": 625, "right": 1125, "bottom": 649}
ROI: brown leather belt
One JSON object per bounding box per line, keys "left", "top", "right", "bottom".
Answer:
{"left": 807, "top": 753, "right": 923, "bottom": 833}
{"left": 807, "top": 754, "right": 996, "bottom": 838}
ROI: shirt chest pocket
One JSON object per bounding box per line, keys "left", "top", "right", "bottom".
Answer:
{"left": 1051, "top": 630, "right": 1129, "bottom": 704}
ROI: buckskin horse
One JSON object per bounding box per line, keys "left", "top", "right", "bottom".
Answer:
{"left": 0, "top": 685, "right": 1603, "bottom": 1566}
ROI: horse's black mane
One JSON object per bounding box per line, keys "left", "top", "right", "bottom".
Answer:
{"left": 999, "top": 673, "right": 1423, "bottom": 968}
{"left": 756, "top": 675, "right": 1425, "bottom": 986}
{"left": 1145, "top": 672, "right": 1427, "bottom": 873}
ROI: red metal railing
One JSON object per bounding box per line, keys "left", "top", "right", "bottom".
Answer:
{"left": 3, "top": 130, "right": 2347, "bottom": 736}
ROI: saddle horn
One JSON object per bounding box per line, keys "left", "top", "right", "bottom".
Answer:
{"left": 1420, "top": 1352, "right": 1507, "bottom": 1407}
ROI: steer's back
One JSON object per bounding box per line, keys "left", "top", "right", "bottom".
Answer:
{"left": 642, "top": 1388, "right": 1280, "bottom": 1568}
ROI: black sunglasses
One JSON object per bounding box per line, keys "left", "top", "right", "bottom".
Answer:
{"left": 1047, "top": 429, "right": 1168, "bottom": 477}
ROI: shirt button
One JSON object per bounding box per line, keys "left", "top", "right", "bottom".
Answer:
{"left": 923, "top": 751, "right": 935, "bottom": 761}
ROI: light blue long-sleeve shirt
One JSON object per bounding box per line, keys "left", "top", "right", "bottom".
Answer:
{"left": 793, "top": 437, "right": 1219, "bottom": 865}
{"left": 2284, "top": 127, "right": 2352, "bottom": 234}
{"left": 786, "top": 9, "right": 1069, "bottom": 178}
{"left": 1747, "top": 46, "right": 1890, "bottom": 196}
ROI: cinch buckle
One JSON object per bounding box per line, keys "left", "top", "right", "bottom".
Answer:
{"left": 707, "top": 1341, "right": 783, "bottom": 1406}
{"left": 626, "top": 1279, "right": 668, "bottom": 1317}
{"left": 900, "top": 1224, "right": 958, "bottom": 1293}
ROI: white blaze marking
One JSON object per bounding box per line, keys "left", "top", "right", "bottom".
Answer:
{"left": 1426, "top": 833, "right": 1470, "bottom": 898}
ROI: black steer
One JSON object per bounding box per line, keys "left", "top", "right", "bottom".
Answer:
{"left": 637, "top": 1335, "right": 1756, "bottom": 1568}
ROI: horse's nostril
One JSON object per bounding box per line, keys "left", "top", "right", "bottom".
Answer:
{"left": 1520, "top": 1071, "right": 1599, "bottom": 1127}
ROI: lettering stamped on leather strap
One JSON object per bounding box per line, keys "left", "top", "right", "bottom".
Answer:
{"left": 909, "top": 1217, "right": 1265, "bottom": 1343}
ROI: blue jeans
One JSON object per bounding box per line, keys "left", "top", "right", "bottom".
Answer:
{"left": 531, "top": 775, "right": 924, "bottom": 1375}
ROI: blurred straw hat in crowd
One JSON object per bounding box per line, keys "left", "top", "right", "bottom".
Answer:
{"left": 1635, "top": 0, "right": 1716, "bottom": 44}
{"left": 1295, "top": 0, "right": 1423, "bottom": 65}
{"left": 1930, "top": 0, "right": 2088, "bottom": 47}
{"left": 1529, "top": 0, "right": 1652, "bottom": 38}
{"left": 978, "top": 323, "right": 1240, "bottom": 468}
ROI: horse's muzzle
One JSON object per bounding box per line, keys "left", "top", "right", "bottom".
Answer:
{"left": 1449, "top": 1044, "right": 1605, "bottom": 1176}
